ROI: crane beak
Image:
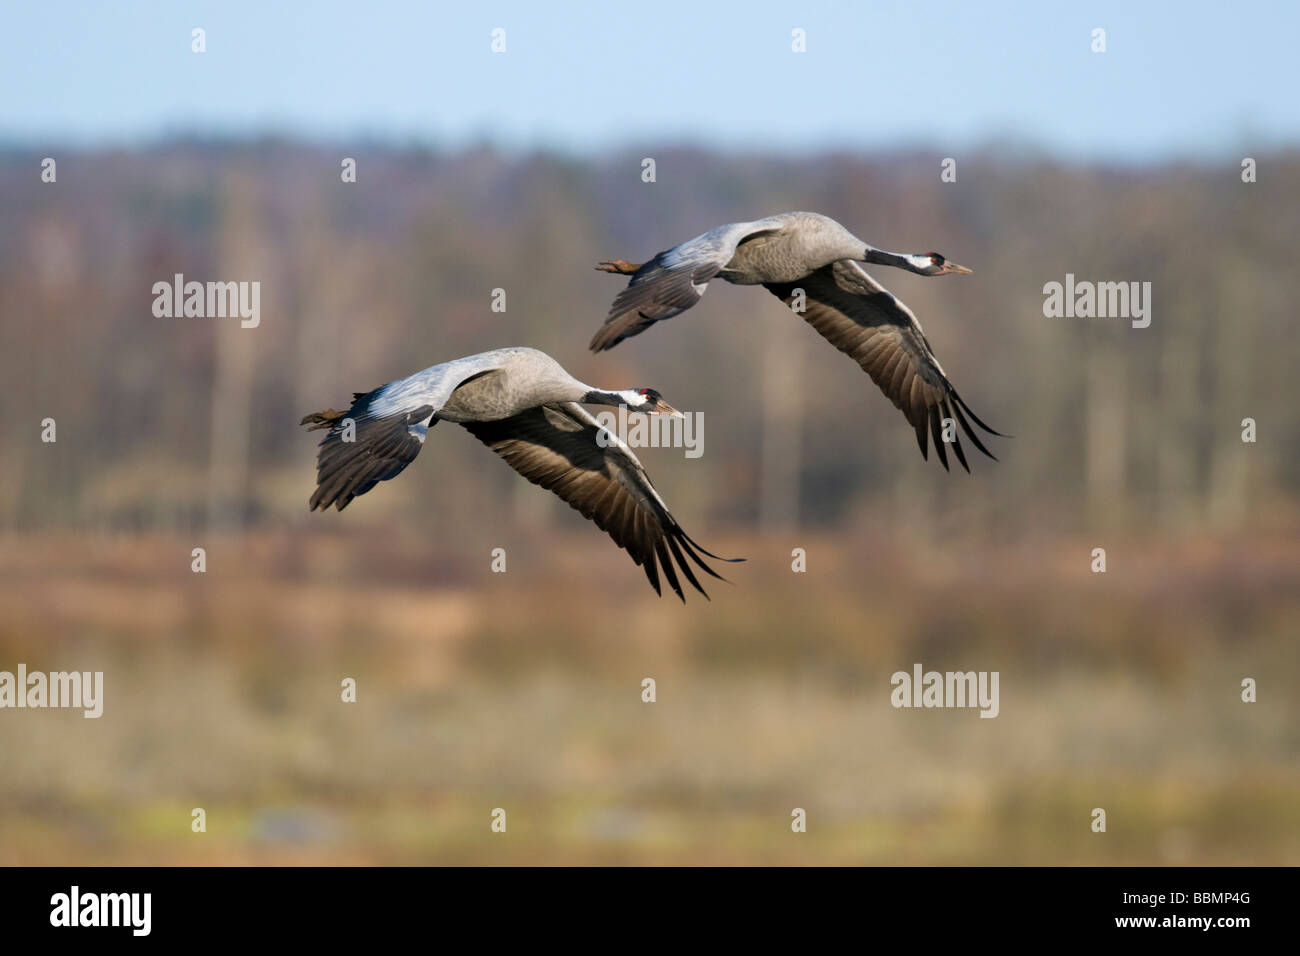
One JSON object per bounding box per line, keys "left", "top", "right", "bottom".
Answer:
{"left": 652, "top": 399, "right": 685, "bottom": 418}
{"left": 942, "top": 261, "right": 974, "bottom": 275}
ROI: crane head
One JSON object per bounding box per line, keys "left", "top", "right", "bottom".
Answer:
{"left": 631, "top": 388, "right": 684, "bottom": 417}
{"left": 917, "top": 252, "right": 974, "bottom": 276}
{"left": 863, "top": 246, "right": 974, "bottom": 276}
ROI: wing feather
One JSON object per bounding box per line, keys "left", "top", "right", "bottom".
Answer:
{"left": 590, "top": 222, "right": 780, "bottom": 351}
{"left": 301, "top": 356, "right": 511, "bottom": 511}
{"left": 461, "top": 403, "right": 740, "bottom": 600}
{"left": 764, "top": 260, "right": 1005, "bottom": 472}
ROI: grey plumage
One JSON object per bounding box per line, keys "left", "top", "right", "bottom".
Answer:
{"left": 592, "top": 212, "right": 1004, "bottom": 471}
{"left": 300, "top": 347, "right": 737, "bottom": 600}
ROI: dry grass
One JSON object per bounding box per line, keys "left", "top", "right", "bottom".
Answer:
{"left": 0, "top": 527, "right": 1295, "bottom": 865}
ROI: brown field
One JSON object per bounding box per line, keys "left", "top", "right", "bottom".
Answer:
{"left": 1, "top": 526, "right": 1294, "bottom": 865}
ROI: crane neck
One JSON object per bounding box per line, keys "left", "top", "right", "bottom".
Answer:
{"left": 583, "top": 388, "right": 640, "bottom": 408}
{"left": 864, "top": 247, "right": 919, "bottom": 272}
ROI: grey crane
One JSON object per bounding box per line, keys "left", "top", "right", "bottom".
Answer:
{"left": 300, "top": 347, "right": 737, "bottom": 601}
{"left": 592, "top": 211, "right": 1005, "bottom": 472}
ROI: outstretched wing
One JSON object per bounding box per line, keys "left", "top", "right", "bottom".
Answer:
{"left": 302, "top": 393, "right": 435, "bottom": 511}
{"left": 302, "top": 353, "right": 509, "bottom": 510}
{"left": 764, "top": 260, "right": 1005, "bottom": 472}
{"left": 590, "top": 220, "right": 780, "bottom": 351}
{"left": 461, "top": 403, "right": 739, "bottom": 600}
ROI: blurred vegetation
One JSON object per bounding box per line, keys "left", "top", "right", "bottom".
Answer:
{"left": 0, "top": 143, "right": 1295, "bottom": 863}
{"left": 1, "top": 142, "right": 1296, "bottom": 536}
{"left": 0, "top": 529, "right": 1294, "bottom": 864}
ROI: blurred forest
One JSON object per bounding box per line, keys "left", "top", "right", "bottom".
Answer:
{"left": 1, "top": 142, "right": 1296, "bottom": 537}
{"left": 0, "top": 143, "right": 1296, "bottom": 864}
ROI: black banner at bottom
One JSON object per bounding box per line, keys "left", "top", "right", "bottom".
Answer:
{"left": 0, "top": 865, "right": 1281, "bottom": 942}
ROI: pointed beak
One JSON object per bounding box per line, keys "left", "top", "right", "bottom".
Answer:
{"left": 653, "top": 400, "right": 685, "bottom": 418}
{"left": 942, "top": 262, "right": 974, "bottom": 276}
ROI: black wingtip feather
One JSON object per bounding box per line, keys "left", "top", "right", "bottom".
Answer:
{"left": 942, "top": 400, "right": 971, "bottom": 473}
{"left": 953, "top": 391, "right": 1010, "bottom": 439}
{"left": 653, "top": 537, "right": 685, "bottom": 602}
{"left": 642, "top": 552, "right": 663, "bottom": 597}
{"left": 679, "top": 528, "right": 744, "bottom": 565}
{"left": 677, "top": 537, "right": 740, "bottom": 592}
{"left": 666, "top": 536, "right": 708, "bottom": 599}
{"left": 929, "top": 407, "right": 950, "bottom": 471}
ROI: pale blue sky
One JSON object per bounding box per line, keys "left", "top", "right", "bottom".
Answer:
{"left": 1, "top": 1, "right": 1294, "bottom": 160}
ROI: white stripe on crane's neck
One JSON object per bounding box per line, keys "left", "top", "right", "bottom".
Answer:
{"left": 583, "top": 388, "right": 645, "bottom": 408}
{"left": 865, "top": 247, "right": 932, "bottom": 274}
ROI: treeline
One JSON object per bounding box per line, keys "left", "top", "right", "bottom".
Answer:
{"left": 0, "top": 142, "right": 1296, "bottom": 538}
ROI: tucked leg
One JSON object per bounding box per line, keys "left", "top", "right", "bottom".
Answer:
{"left": 595, "top": 259, "right": 642, "bottom": 276}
